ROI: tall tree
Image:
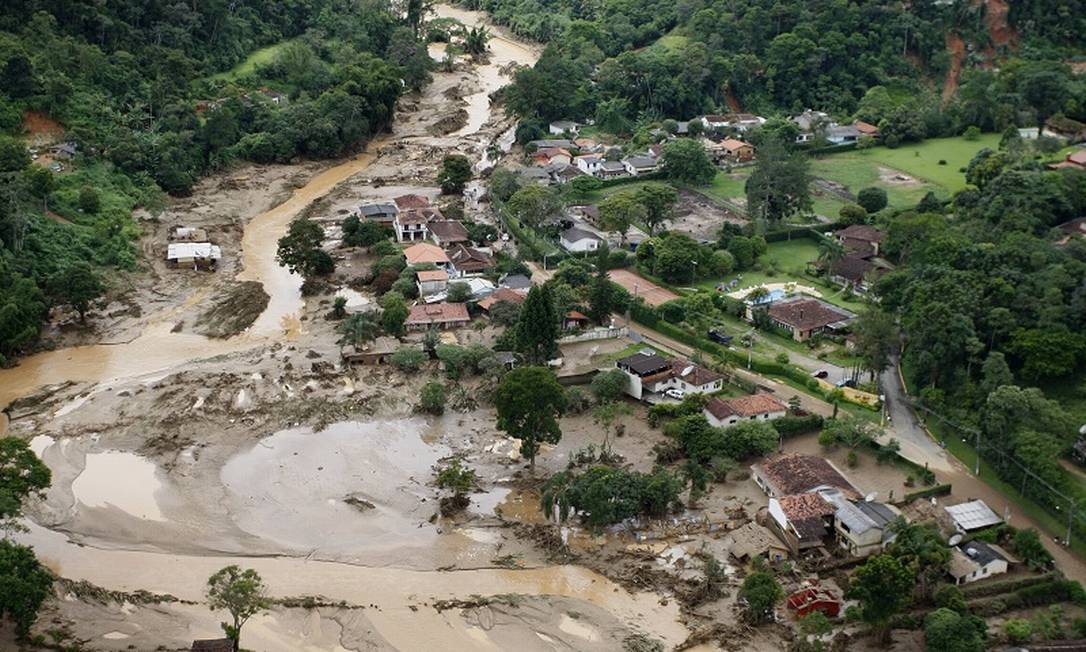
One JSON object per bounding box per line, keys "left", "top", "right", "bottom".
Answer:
{"left": 515, "top": 285, "right": 559, "bottom": 364}
{"left": 206, "top": 565, "right": 269, "bottom": 652}
{"left": 739, "top": 571, "right": 783, "bottom": 624}
{"left": 661, "top": 139, "right": 715, "bottom": 186}
{"left": 495, "top": 366, "right": 567, "bottom": 470}
{"left": 437, "top": 154, "right": 472, "bottom": 195}
{"left": 924, "top": 608, "right": 987, "bottom": 652}
{"left": 0, "top": 540, "right": 53, "bottom": 640}
{"left": 277, "top": 218, "right": 334, "bottom": 278}
{"left": 0, "top": 437, "right": 51, "bottom": 524}
{"left": 745, "top": 138, "right": 811, "bottom": 223}
{"left": 48, "top": 262, "right": 105, "bottom": 323}
{"left": 598, "top": 191, "right": 645, "bottom": 243}
{"left": 636, "top": 183, "right": 677, "bottom": 236}
{"left": 846, "top": 554, "right": 914, "bottom": 645}
{"left": 506, "top": 185, "right": 562, "bottom": 228}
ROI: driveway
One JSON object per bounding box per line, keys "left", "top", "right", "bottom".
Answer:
{"left": 880, "top": 354, "right": 954, "bottom": 473}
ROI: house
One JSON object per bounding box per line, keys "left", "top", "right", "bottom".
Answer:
{"left": 443, "top": 276, "right": 496, "bottom": 301}
{"left": 498, "top": 273, "right": 533, "bottom": 290}
{"left": 723, "top": 521, "right": 789, "bottom": 562}
{"left": 549, "top": 121, "right": 580, "bottom": 135}
{"left": 765, "top": 296, "right": 854, "bottom": 342}
{"left": 701, "top": 114, "right": 730, "bottom": 130}
{"left": 50, "top": 141, "right": 78, "bottom": 159}
{"left": 829, "top": 255, "right": 884, "bottom": 292}
{"left": 598, "top": 160, "right": 627, "bottom": 179}
{"left": 786, "top": 584, "right": 841, "bottom": 618}
{"left": 702, "top": 137, "right": 727, "bottom": 163}
{"left": 260, "top": 88, "right": 289, "bottom": 105}
{"left": 792, "top": 110, "right": 830, "bottom": 143}
{"left": 614, "top": 351, "right": 722, "bottom": 400}
{"left": 405, "top": 302, "right": 470, "bottom": 331}
{"left": 834, "top": 500, "right": 901, "bottom": 558}
{"left": 560, "top": 226, "right": 603, "bottom": 253}
{"left": 191, "top": 640, "right": 234, "bottom": 652}
{"left": 554, "top": 165, "right": 586, "bottom": 184}
{"left": 528, "top": 139, "right": 574, "bottom": 150}
{"left": 836, "top": 224, "right": 884, "bottom": 256}
{"left": 416, "top": 269, "right": 450, "bottom": 296}
{"left": 341, "top": 336, "right": 401, "bottom": 365}
{"left": 394, "top": 194, "right": 431, "bottom": 211}
{"left": 1043, "top": 116, "right": 1086, "bottom": 143}
{"left": 1017, "top": 127, "right": 1039, "bottom": 140}
{"left": 727, "top": 113, "right": 767, "bottom": 133}
{"left": 171, "top": 226, "right": 208, "bottom": 241}
{"left": 1049, "top": 150, "right": 1086, "bottom": 171}
{"left": 562, "top": 310, "right": 591, "bottom": 331}
{"left": 428, "top": 220, "right": 469, "bottom": 247}
{"left": 703, "top": 393, "right": 786, "bottom": 427}
{"left": 674, "top": 120, "right": 690, "bottom": 135}
{"left": 768, "top": 492, "right": 838, "bottom": 556}
{"left": 477, "top": 287, "right": 527, "bottom": 313}
{"left": 948, "top": 540, "right": 1017, "bottom": 585}
{"left": 575, "top": 137, "right": 603, "bottom": 153}
{"left": 360, "top": 203, "right": 399, "bottom": 224}
{"left": 393, "top": 209, "right": 430, "bottom": 242}
{"left": 944, "top": 500, "right": 1003, "bottom": 534}
{"left": 533, "top": 147, "right": 572, "bottom": 166}
{"left": 575, "top": 155, "right": 604, "bottom": 176}
{"left": 826, "top": 124, "right": 860, "bottom": 145}
{"left": 404, "top": 242, "right": 450, "bottom": 269}
{"left": 720, "top": 138, "right": 755, "bottom": 162}
{"left": 752, "top": 454, "right": 860, "bottom": 499}
{"left": 623, "top": 155, "right": 658, "bottom": 176}
{"left": 517, "top": 166, "right": 553, "bottom": 186}
{"left": 853, "top": 120, "right": 880, "bottom": 139}
{"left": 167, "top": 242, "right": 222, "bottom": 270}
{"left": 448, "top": 243, "right": 495, "bottom": 276}
{"left": 569, "top": 204, "right": 600, "bottom": 223}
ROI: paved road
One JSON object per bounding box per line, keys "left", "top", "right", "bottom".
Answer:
{"left": 880, "top": 354, "right": 955, "bottom": 473}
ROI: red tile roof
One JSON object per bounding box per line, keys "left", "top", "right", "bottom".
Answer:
{"left": 668, "top": 359, "right": 724, "bottom": 387}
{"left": 428, "top": 220, "right": 469, "bottom": 243}
{"left": 836, "top": 224, "right": 884, "bottom": 243}
{"left": 768, "top": 298, "right": 851, "bottom": 332}
{"left": 754, "top": 454, "right": 859, "bottom": 498}
{"left": 705, "top": 393, "right": 785, "bottom": 420}
{"left": 404, "top": 242, "right": 450, "bottom": 265}
{"left": 395, "top": 194, "right": 431, "bottom": 210}
{"left": 405, "top": 302, "right": 469, "bottom": 326}
{"left": 477, "top": 287, "right": 527, "bottom": 311}
{"left": 778, "top": 493, "right": 836, "bottom": 520}
{"left": 416, "top": 269, "right": 449, "bottom": 282}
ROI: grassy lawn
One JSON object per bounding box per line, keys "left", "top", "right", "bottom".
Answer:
{"left": 810, "top": 156, "right": 937, "bottom": 208}
{"left": 578, "top": 180, "right": 663, "bottom": 205}
{"left": 703, "top": 170, "right": 749, "bottom": 205}
{"left": 211, "top": 40, "right": 294, "bottom": 81}
{"left": 846, "top": 134, "right": 1002, "bottom": 192}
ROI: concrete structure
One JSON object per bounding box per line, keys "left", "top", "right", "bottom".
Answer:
{"left": 703, "top": 393, "right": 786, "bottom": 427}
{"left": 720, "top": 138, "right": 755, "bottom": 162}
{"left": 833, "top": 500, "right": 901, "bottom": 557}
{"left": 768, "top": 492, "right": 839, "bottom": 556}
{"left": 575, "top": 155, "right": 604, "bottom": 176}
{"left": 428, "top": 220, "right": 469, "bottom": 247}
{"left": 598, "top": 160, "right": 627, "bottom": 179}
{"left": 614, "top": 351, "right": 722, "bottom": 400}
{"left": 171, "top": 226, "right": 208, "bottom": 241}
{"left": 359, "top": 203, "right": 398, "bottom": 224}
{"left": 623, "top": 155, "right": 658, "bottom": 176}
{"left": 944, "top": 500, "right": 1003, "bottom": 534}
{"left": 167, "top": 242, "right": 222, "bottom": 270}
{"left": 549, "top": 121, "right": 580, "bottom": 135}
{"left": 948, "top": 540, "right": 1016, "bottom": 585}
{"left": 416, "top": 269, "right": 449, "bottom": 297}
{"left": 393, "top": 209, "right": 429, "bottom": 242}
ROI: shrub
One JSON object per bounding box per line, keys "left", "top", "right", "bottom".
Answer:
{"left": 590, "top": 368, "right": 629, "bottom": 402}
{"left": 775, "top": 352, "right": 788, "bottom": 364}
{"left": 565, "top": 387, "right": 590, "bottom": 414}
{"left": 390, "top": 346, "right": 427, "bottom": 371}
{"left": 1004, "top": 619, "right": 1032, "bottom": 644}
{"left": 419, "top": 382, "right": 447, "bottom": 414}
{"left": 541, "top": 466, "right": 684, "bottom": 528}
{"left": 937, "top": 159, "right": 947, "bottom": 165}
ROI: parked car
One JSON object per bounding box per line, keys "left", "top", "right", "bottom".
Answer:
{"left": 665, "top": 388, "right": 685, "bottom": 399}
{"left": 707, "top": 329, "right": 733, "bottom": 345}
{"left": 811, "top": 369, "right": 829, "bottom": 379}
{"left": 835, "top": 378, "right": 857, "bottom": 388}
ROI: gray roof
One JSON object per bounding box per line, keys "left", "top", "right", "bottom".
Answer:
{"left": 625, "top": 156, "right": 657, "bottom": 168}
{"left": 617, "top": 352, "right": 670, "bottom": 375}
{"left": 361, "top": 203, "right": 398, "bottom": 216}
{"left": 499, "top": 274, "right": 532, "bottom": 289}
{"left": 601, "top": 161, "right": 625, "bottom": 171}
{"left": 517, "top": 167, "right": 551, "bottom": 179}
{"left": 550, "top": 121, "right": 578, "bottom": 130}
{"left": 960, "top": 540, "right": 1006, "bottom": 566}
{"left": 529, "top": 139, "right": 574, "bottom": 149}
{"left": 828, "top": 124, "right": 860, "bottom": 139}
{"left": 561, "top": 226, "right": 602, "bottom": 243}
{"left": 836, "top": 500, "right": 897, "bottom": 536}
{"left": 945, "top": 500, "right": 1002, "bottom": 531}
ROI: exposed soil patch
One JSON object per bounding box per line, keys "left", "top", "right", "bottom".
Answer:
{"left": 193, "top": 280, "right": 269, "bottom": 337}
{"left": 942, "top": 32, "right": 965, "bottom": 101}
{"left": 22, "top": 110, "right": 64, "bottom": 144}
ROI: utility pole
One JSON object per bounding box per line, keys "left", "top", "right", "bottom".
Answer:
{"left": 1068, "top": 498, "right": 1076, "bottom": 547}
{"left": 974, "top": 428, "right": 981, "bottom": 477}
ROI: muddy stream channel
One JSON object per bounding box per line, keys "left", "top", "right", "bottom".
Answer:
{"left": 0, "top": 8, "right": 691, "bottom": 650}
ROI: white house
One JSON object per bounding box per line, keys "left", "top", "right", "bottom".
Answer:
{"left": 549, "top": 121, "right": 580, "bottom": 135}
{"left": 703, "top": 394, "right": 787, "bottom": 427}
{"left": 948, "top": 541, "right": 1017, "bottom": 585}
{"left": 393, "top": 209, "right": 429, "bottom": 242}
{"left": 793, "top": 110, "right": 830, "bottom": 143}
{"left": 416, "top": 269, "right": 449, "bottom": 297}
{"left": 614, "top": 351, "right": 722, "bottom": 401}
{"left": 623, "top": 155, "right": 658, "bottom": 176}
{"left": 560, "top": 226, "right": 603, "bottom": 253}
{"left": 575, "top": 155, "right": 603, "bottom": 176}
{"left": 167, "top": 242, "right": 222, "bottom": 270}
{"left": 826, "top": 124, "right": 860, "bottom": 145}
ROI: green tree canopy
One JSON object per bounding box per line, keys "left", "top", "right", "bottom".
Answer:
{"left": 745, "top": 138, "right": 811, "bottom": 222}
{"left": 515, "top": 285, "right": 559, "bottom": 364}
{"left": 661, "top": 139, "right": 715, "bottom": 186}
{"left": 206, "top": 565, "right": 269, "bottom": 652}
{"left": 495, "top": 366, "right": 567, "bottom": 469}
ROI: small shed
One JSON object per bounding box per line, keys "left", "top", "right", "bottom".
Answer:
{"left": 786, "top": 584, "right": 841, "bottom": 618}
{"left": 167, "top": 242, "right": 222, "bottom": 270}
{"left": 944, "top": 500, "right": 1003, "bottom": 534}
{"left": 562, "top": 310, "right": 591, "bottom": 331}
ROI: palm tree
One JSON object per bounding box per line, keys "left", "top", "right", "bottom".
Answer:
{"left": 816, "top": 237, "right": 845, "bottom": 271}
{"left": 463, "top": 26, "right": 490, "bottom": 57}
{"left": 337, "top": 313, "right": 380, "bottom": 346}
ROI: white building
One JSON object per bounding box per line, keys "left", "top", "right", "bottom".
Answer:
{"left": 703, "top": 394, "right": 787, "bottom": 427}
{"left": 948, "top": 541, "right": 1016, "bottom": 585}
{"left": 549, "top": 121, "right": 580, "bottom": 135}
{"left": 560, "top": 226, "right": 603, "bottom": 253}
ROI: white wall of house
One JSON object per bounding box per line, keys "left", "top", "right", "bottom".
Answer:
{"left": 618, "top": 369, "right": 644, "bottom": 400}
{"left": 394, "top": 221, "right": 428, "bottom": 242}
{"left": 561, "top": 236, "right": 601, "bottom": 253}
{"left": 957, "top": 559, "right": 1009, "bottom": 585}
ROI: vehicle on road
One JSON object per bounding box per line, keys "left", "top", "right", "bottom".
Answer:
{"left": 812, "top": 369, "right": 829, "bottom": 379}
{"left": 665, "top": 388, "right": 685, "bottom": 399}
{"left": 707, "top": 329, "right": 734, "bottom": 345}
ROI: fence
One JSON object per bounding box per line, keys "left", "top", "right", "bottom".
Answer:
{"left": 558, "top": 326, "right": 628, "bottom": 344}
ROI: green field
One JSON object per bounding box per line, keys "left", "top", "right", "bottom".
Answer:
{"left": 849, "top": 134, "right": 1001, "bottom": 192}
{"left": 212, "top": 40, "right": 294, "bottom": 81}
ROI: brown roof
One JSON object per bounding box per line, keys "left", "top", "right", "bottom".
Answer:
{"left": 768, "top": 297, "right": 851, "bottom": 332}
{"left": 830, "top": 255, "right": 875, "bottom": 283}
{"left": 721, "top": 138, "right": 752, "bottom": 152}
{"left": 417, "top": 269, "right": 449, "bottom": 282}
{"left": 1069, "top": 150, "right": 1086, "bottom": 166}
{"left": 565, "top": 310, "right": 589, "bottom": 321}
{"left": 448, "top": 244, "right": 495, "bottom": 272}
{"left": 537, "top": 147, "right": 571, "bottom": 158}
{"left": 853, "top": 120, "right": 879, "bottom": 136}
{"left": 836, "top": 224, "right": 884, "bottom": 243}
{"left": 778, "top": 493, "right": 836, "bottom": 521}
{"left": 478, "top": 287, "right": 527, "bottom": 311}
{"left": 404, "top": 242, "right": 450, "bottom": 265}
{"left": 725, "top": 522, "right": 787, "bottom": 559}
{"left": 668, "top": 359, "right": 724, "bottom": 387}
{"left": 395, "top": 194, "right": 430, "bottom": 210}
{"left": 754, "top": 454, "right": 859, "bottom": 498}
{"left": 406, "top": 302, "right": 469, "bottom": 326}
{"left": 705, "top": 393, "right": 785, "bottom": 420}
{"left": 841, "top": 237, "right": 876, "bottom": 258}
{"left": 428, "top": 220, "right": 469, "bottom": 243}
{"left": 397, "top": 210, "right": 430, "bottom": 225}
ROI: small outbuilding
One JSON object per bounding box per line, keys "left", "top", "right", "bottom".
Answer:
{"left": 167, "top": 242, "right": 222, "bottom": 270}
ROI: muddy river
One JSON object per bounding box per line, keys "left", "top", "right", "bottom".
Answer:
{"left": 0, "top": 9, "right": 699, "bottom": 651}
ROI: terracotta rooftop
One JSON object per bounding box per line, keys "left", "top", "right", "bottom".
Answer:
{"left": 394, "top": 194, "right": 430, "bottom": 210}
{"left": 405, "top": 302, "right": 469, "bottom": 326}
{"left": 404, "top": 242, "right": 450, "bottom": 265}
{"left": 830, "top": 255, "right": 875, "bottom": 283}
{"left": 566, "top": 310, "right": 589, "bottom": 321}
{"left": 448, "top": 244, "right": 495, "bottom": 272}
{"left": 853, "top": 120, "right": 879, "bottom": 135}
{"left": 754, "top": 454, "right": 859, "bottom": 498}
{"left": 768, "top": 297, "right": 852, "bottom": 332}
{"left": 721, "top": 138, "right": 750, "bottom": 151}
{"left": 416, "top": 269, "right": 449, "bottom": 282}
{"left": 668, "top": 359, "right": 724, "bottom": 387}
{"left": 836, "top": 224, "right": 884, "bottom": 243}
{"left": 705, "top": 393, "right": 785, "bottom": 420}
{"left": 477, "top": 287, "right": 527, "bottom": 311}
{"left": 397, "top": 210, "right": 430, "bottom": 225}
{"left": 779, "top": 493, "right": 837, "bottom": 521}
{"left": 428, "top": 220, "right": 469, "bottom": 243}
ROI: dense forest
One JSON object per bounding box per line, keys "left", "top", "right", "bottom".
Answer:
{"left": 493, "top": 0, "right": 1086, "bottom": 136}
{"left": 0, "top": 0, "right": 427, "bottom": 363}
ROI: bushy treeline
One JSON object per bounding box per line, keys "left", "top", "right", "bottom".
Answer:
{"left": 493, "top": 0, "right": 1086, "bottom": 139}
